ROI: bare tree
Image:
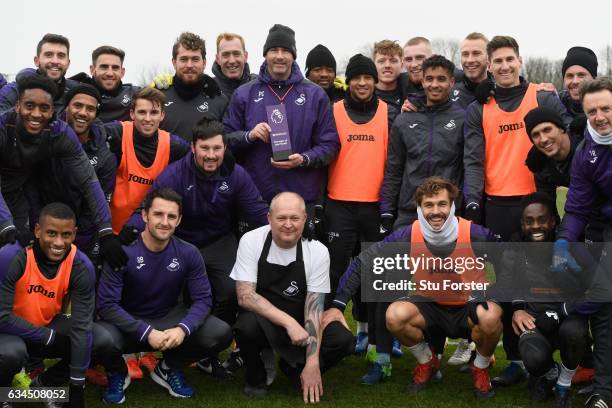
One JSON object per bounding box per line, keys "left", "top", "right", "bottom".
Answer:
{"left": 337, "top": 42, "right": 376, "bottom": 76}
{"left": 600, "top": 44, "right": 612, "bottom": 76}
{"left": 431, "top": 38, "right": 461, "bottom": 66}
{"left": 524, "top": 57, "right": 564, "bottom": 89}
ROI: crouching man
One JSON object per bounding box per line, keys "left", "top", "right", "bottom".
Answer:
{"left": 385, "top": 177, "right": 502, "bottom": 398}
{"left": 96, "top": 188, "right": 232, "bottom": 403}
{"left": 232, "top": 192, "right": 353, "bottom": 403}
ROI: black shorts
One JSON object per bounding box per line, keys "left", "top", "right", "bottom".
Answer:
{"left": 407, "top": 295, "right": 471, "bottom": 340}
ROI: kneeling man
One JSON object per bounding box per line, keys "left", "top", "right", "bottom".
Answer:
{"left": 232, "top": 192, "right": 353, "bottom": 403}
{"left": 97, "top": 188, "right": 232, "bottom": 403}
{"left": 385, "top": 177, "right": 502, "bottom": 398}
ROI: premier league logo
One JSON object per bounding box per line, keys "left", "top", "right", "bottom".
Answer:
{"left": 270, "top": 108, "right": 284, "bottom": 124}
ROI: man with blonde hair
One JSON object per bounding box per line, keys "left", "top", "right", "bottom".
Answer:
{"left": 213, "top": 32, "right": 256, "bottom": 98}
{"left": 373, "top": 40, "right": 404, "bottom": 111}
{"left": 400, "top": 37, "right": 432, "bottom": 96}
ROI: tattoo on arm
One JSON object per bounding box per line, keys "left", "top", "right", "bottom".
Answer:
{"left": 236, "top": 281, "right": 261, "bottom": 311}
{"left": 304, "top": 292, "right": 324, "bottom": 358}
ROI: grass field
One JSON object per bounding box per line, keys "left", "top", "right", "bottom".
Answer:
{"left": 75, "top": 308, "right": 591, "bottom": 408}
{"left": 22, "top": 188, "right": 578, "bottom": 407}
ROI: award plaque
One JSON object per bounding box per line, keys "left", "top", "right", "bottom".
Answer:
{"left": 266, "top": 104, "right": 293, "bottom": 161}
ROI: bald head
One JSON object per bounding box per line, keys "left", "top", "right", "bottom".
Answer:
{"left": 269, "top": 192, "right": 306, "bottom": 215}
{"left": 268, "top": 192, "right": 307, "bottom": 249}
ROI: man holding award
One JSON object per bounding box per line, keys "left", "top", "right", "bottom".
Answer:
{"left": 224, "top": 24, "right": 340, "bottom": 206}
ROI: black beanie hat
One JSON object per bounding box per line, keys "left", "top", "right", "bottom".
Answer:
{"left": 65, "top": 83, "right": 102, "bottom": 106}
{"left": 305, "top": 44, "right": 336, "bottom": 77}
{"left": 562, "top": 46, "right": 598, "bottom": 78}
{"left": 345, "top": 53, "right": 378, "bottom": 83}
{"left": 263, "top": 24, "right": 297, "bottom": 59}
{"left": 524, "top": 106, "right": 566, "bottom": 140}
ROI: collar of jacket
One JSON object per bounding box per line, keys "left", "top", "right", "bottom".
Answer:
{"left": 212, "top": 61, "right": 252, "bottom": 85}
{"left": 344, "top": 91, "right": 379, "bottom": 113}
{"left": 172, "top": 74, "right": 221, "bottom": 100}
{"left": 559, "top": 89, "right": 584, "bottom": 115}
{"left": 190, "top": 150, "right": 236, "bottom": 180}
{"left": 414, "top": 96, "right": 453, "bottom": 113}
{"left": 494, "top": 76, "right": 529, "bottom": 100}
{"left": 463, "top": 72, "right": 493, "bottom": 92}
{"left": 258, "top": 61, "right": 304, "bottom": 87}
{"left": 94, "top": 79, "right": 124, "bottom": 98}
{"left": 36, "top": 69, "right": 66, "bottom": 101}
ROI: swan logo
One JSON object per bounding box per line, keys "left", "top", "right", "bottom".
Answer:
{"left": 283, "top": 281, "right": 300, "bottom": 297}
{"left": 444, "top": 120, "right": 456, "bottom": 131}
{"left": 121, "top": 95, "right": 131, "bottom": 106}
{"left": 295, "top": 93, "right": 306, "bottom": 106}
{"left": 589, "top": 150, "right": 598, "bottom": 164}
{"left": 167, "top": 258, "right": 180, "bottom": 272}
{"left": 218, "top": 181, "right": 229, "bottom": 192}
{"left": 196, "top": 102, "right": 209, "bottom": 113}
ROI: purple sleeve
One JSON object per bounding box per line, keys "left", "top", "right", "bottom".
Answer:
{"left": 96, "top": 261, "right": 152, "bottom": 343}
{"left": 559, "top": 151, "right": 592, "bottom": 241}
{"left": 0, "top": 81, "right": 19, "bottom": 112}
{"left": 299, "top": 90, "right": 340, "bottom": 167}
{"left": 333, "top": 226, "right": 411, "bottom": 310}
{"left": 234, "top": 166, "right": 269, "bottom": 227}
{"left": 223, "top": 89, "right": 253, "bottom": 151}
{"left": 177, "top": 246, "right": 212, "bottom": 336}
{"left": 0, "top": 114, "right": 15, "bottom": 231}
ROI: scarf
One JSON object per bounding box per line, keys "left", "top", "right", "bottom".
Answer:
{"left": 587, "top": 120, "right": 612, "bottom": 146}
{"left": 416, "top": 203, "right": 459, "bottom": 246}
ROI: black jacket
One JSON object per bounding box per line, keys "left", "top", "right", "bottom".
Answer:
{"left": 212, "top": 62, "right": 257, "bottom": 99}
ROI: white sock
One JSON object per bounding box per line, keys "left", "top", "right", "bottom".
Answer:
{"left": 408, "top": 342, "right": 432, "bottom": 364}
{"left": 357, "top": 322, "right": 368, "bottom": 333}
{"left": 473, "top": 351, "right": 491, "bottom": 369}
{"left": 557, "top": 363, "right": 576, "bottom": 387}
{"left": 510, "top": 360, "right": 525, "bottom": 370}
{"left": 545, "top": 365, "right": 559, "bottom": 380}
{"left": 367, "top": 344, "right": 376, "bottom": 353}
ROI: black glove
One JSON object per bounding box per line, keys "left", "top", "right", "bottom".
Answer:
{"left": 99, "top": 233, "right": 128, "bottom": 269}
{"left": 119, "top": 225, "right": 140, "bottom": 245}
{"left": 66, "top": 383, "right": 85, "bottom": 408}
{"left": 16, "top": 230, "right": 35, "bottom": 247}
{"left": 474, "top": 77, "right": 495, "bottom": 104}
{"left": 379, "top": 214, "right": 395, "bottom": 238}
{"left": 0, "top": 226, "right": 17, "bottom": 247}
{"left": 463, "top": 202, "right": 482, "bottom": 225}
{"left": 313, "top": 204, "right": 326, "bottom": 241}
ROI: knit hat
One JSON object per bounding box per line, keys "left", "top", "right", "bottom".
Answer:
{"left": 562, "top": 46, "right": 598, "bottom": 78}
{"left": 345, "top": 53, "right": 378, "bottom": 83}
{"left": 524, "top": 106, "right": 566, "bottom": 139}
{"left": 305, "top": 44, "right": 336, "bottom": 77}
{"left": 65, "top": 83, "right": 101, "bottom": 105}
{"left": 263, "top": 24, "right": 296, "bottom": 59}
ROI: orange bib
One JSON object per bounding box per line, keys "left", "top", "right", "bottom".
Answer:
{"left": 482, "top": 83, "right": 538, "bottom": 196}
{"left": 13, "top": 245, "right": 76, "bottom": 326}
{"left": 328, "top": 100, "right": 388, "bottom": 202}
{"left": 411, "top": 217, "right": 487, "bottom": 305}
{"left": 110, "top": 122, "right": 171, "bottom": 233}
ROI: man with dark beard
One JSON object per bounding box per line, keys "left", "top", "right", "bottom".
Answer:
{"left": 159, "top": 32, "right": 229, "bottom": 141}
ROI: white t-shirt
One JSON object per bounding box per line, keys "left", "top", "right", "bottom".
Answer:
{"left": 230, "top": 225, "right": 330, "bottom": 293}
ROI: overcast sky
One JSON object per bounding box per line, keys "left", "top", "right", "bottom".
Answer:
{"left": 2, "top": 0, "right": 610, "bottom": 84}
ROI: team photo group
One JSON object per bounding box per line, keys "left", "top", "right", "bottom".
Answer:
{"left": 0, "top": 21, "right": 611, "bottom": 408}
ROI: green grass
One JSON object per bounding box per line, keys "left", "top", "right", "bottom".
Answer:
{"left": 75, "top": 303, "right": 590, "bottom": 408}
{"left": 27, "top": 189, "right": 579, "bottom": 407}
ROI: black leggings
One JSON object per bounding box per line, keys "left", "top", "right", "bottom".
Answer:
{"left": 234, "top": 311, "right": 353, "bottom": 386}
{"left": 519, "top": 313, "right": 589, "bottom": 377}
{"left": 0, "top": 318, "right": 114, "bottom": 386}
{"left": 98, "top": 307, "right": 232, "bottom": 373}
